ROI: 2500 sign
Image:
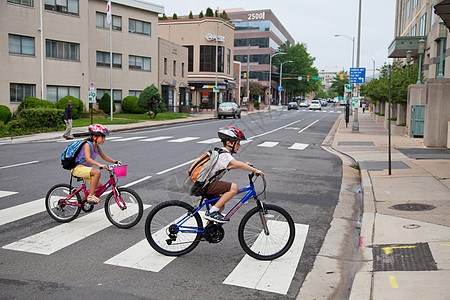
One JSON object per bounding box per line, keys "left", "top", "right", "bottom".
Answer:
{"left": 248, "top": 12, "right": 265, "bottom": 20}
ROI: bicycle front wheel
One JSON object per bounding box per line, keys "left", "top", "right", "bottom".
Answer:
{"left": 238, "top": 204, "right": 295, "bottom": 260}
{"left": 45, "top": 183, "right": 81, "bottom": 223}
{"left": 145, "top": 200, "right": 203, "bottom": 256}
{"left": 104, "top": 187, "right": 143, "bottom": 229}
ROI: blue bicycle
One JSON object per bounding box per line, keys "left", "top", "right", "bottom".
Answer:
{"left": 145, "top": 173, "right": 295, "bottom": 260}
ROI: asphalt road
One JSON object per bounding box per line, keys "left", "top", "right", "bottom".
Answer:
{"left": 0, "top": 106, "right": 344, "bottom": 299}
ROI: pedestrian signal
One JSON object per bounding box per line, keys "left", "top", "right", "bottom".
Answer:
{"left": 307, "top": 76, "right": 310, "bottom": 81}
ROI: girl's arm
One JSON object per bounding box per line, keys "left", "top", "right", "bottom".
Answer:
{"left": 83, "top": 143, "right": 106, "bottom": 169}
{"left": 98, "top": 147, "right": 121, "bottom": 165}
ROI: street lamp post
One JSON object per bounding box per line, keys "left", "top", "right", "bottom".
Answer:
{"left": 278, "top": 60, "right": 293, "bottom": 106}
{"left": 406, "top": 49, "right": 412, "bottom": 78}
{"left": 417, "top": 39, "right": 425, "bottom": 84}
{"left": 334, "top": 34, "right": 355, "bottom": 68}
{"left": 370, "top": 58, "right": 375, "bottom": 80}
{"left": 437, "top": 22, "right": 447, "bottom": 79}
{"left": 269, "top": 52, "right": 286, "bottom": 110}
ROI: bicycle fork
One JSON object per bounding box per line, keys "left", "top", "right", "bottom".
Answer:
{"left": 255, "top": 197, "right": 270, "bottom": 235}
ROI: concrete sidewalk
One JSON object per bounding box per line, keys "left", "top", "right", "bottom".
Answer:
{"left": 299, "top": 110, "right": 450, "bottom": 299}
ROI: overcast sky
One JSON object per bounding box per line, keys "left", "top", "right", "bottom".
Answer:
{"left": 149, "top": 0, "right": 396, "bottom": 72}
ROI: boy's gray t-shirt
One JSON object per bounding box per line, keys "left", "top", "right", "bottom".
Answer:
{"left": 207, "top": 148, "right": 233, "bottom": 181}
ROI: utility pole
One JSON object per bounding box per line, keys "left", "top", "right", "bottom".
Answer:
{"left": 352, "top": 0, "right": 362, "bottom": 132}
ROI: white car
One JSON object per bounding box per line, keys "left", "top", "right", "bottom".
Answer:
{"left": 309, "top": 100, "right": 321, "bottom": 110}
{"left": 299, "top": 101, "right": 309, "bottom": 107}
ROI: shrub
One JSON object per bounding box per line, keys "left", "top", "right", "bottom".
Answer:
{"left": 138, "top": 84, "right": 167, "bottom": 119}
{"left": 99, "top": 93, "right": 116, "bottom": 114}
{"left": 121, "top": 96, "right": 146, "bottom": 114}
{"left": 55, "top": 95, "right": 84, "bottom": 119}
{"left": 17, "top": 97, "right": 54, "bottom": 112}
{"left": 0, "top": 105, "right": 12, "bottom": 123}
{"left": 19, "top": 108, "right": 64, "bottom": 128}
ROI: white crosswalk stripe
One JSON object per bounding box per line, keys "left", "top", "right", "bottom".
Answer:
{"left": 111, "top": 136, "right": 146, "bottom": 142}
{"left": 197, "top": 138, "right": 221, "bottom": 144}
{"left": 257, "top": 142, "right": 279, "bottom": 148}
{"left": 168, "top": 137, "right": 200, "bottom": 143}
{"left": 140, "top": 136, "right": 173, "bottom": 142}
{"left": 288, "top": 143, "right": 309, "bottom": 150}
{"left": 0, "top": 198, "right": 44, "bottom": 226}
{"left": 223, "top": 223, "right": 309, "bottom": 295}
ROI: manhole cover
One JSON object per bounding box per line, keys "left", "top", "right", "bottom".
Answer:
{"left": 389, "top": 203, "right": 436, "bottom": 211}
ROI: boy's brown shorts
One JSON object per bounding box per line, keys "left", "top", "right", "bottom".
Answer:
{"left": 203, "top": 181, "right": 232, "bottom": 200}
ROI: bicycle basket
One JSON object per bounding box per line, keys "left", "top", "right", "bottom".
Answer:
{"left": 113, "top": 164, "right": 128, "bottom": 177}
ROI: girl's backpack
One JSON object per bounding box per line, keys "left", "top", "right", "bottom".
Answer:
{"left": 61, "top": 141, "right": 94, "bottom": 170}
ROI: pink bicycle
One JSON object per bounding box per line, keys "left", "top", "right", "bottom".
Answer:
{"left": 45, "top": 164, "right": 143, "bottom": 229}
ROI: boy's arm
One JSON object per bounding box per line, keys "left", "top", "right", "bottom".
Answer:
{"left": 228, "top": 159, "right": 265, "bottom": 177}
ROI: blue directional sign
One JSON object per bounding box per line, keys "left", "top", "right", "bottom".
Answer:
{"left": 278, "top": 86, "right": 283, "bottom": 92}
{"left": 349, "top": 68, "right": 366, "bottom": 84}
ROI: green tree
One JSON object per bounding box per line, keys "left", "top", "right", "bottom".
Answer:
{"left": 172, "top": 13, "right": 177, "bottom": 20}
{"left": 199, "top": 11, "right": 204, "bottom": 18}
{"left": 273, "top": 41, "right": 319, "bottom": 98}
{"left": 220, "top": 10, "right": 229, "bottom": 20}
{"left": 330, "top": 71, "right": 349, "bottom": 97}
{"left": 189, "top": 11, "right": 193, "bottom": 19}
{"left": 98, "top": 93, "right": 116, "bottom": 114}
{"left": 315, "top": 87, "right": 328, "bottom": 99}
{"left": 205, "top": 7, "right": 214, "bottom": 17}
{"left": 137, "top": 84, "right": 166, "bottom": 119}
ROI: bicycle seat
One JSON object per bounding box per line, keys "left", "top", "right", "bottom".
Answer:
{"left": 72, "top": 175, "right": 85, "bottom": 182}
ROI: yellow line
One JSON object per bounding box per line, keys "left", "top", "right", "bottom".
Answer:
{"left": 389, "top": 275, "right": 399, "bottom": 289}
{"left": 382, "top": 245, "right": 417, "bottom": 254}
{"left": 440, "top": 244, "right": 450, "bottom": 246}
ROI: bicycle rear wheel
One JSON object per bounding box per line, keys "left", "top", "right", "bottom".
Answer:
{"left": 145, "top": 200, "right": 203, "bottom": 256}
{"left": 104, "top": 187, "right": 143, "bottom": 229}
{"left": 238, "top": 204, "right": 295, "bottom": 260}
{"left": 45, "top": 183, "right": 81, "bottom": 223}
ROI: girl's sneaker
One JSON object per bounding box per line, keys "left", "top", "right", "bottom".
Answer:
{"left": 87, "top": 195, "right": 103, "bottom": 203}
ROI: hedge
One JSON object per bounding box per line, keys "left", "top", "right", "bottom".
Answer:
{"left": 0, "top": 105, "right": 12, "bottom": 123}
{"left": 121, "top": 96, "right": 146, "bottom": 114}
{"left": 17, "top": 97, "right": 54, "bottom": 112}
{"left": 55, "top": 95, "right": 84, "bottom": 119}
{"left": 19, "top": 108, "right": 64, "bottom": 128}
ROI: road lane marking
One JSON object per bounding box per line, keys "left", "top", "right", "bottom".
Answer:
{"left": 198, "top": 138, "right": 221, "bottom": 144}
{"left": 140, "top": 136, "right": 173, "bottom": 142}
{"left": 257, "top": 142, "right": 279, "bottom": 148}
{"left": 0, "top": 161, "right": 39, "bottom": 170}
{"left": 2, "top": 204, "right": 150, "bottom": 255}
{"left": 298, "top": 120, "right": 320, "bottom": 133}
{"left": 122, "top": 176, "right": 152, "bottom": 188}
{"left": 168, "top": 137, "right": 200, "bottom": 143}
{"left": 288, "top": 143, "right": 309, "bottom": 150}
{"left": 0, "top": 190, "right": 18, "bottom": 199}
{"left": 389, "top": 275, "right": 398, "bottom": 288}
{"left": 156, "top": 159, "right": 196, "bottom": 175}
{"left": 223, "top": 223, "right": 309, "bottom": 295}
{"left": 0, "top": 198, "right": 44, "bottom": 226}
{"left": 111, "top": 136, "right": 146, "bottom": 142}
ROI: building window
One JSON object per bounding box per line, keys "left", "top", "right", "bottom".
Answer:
{"left": 129, "top": 90, "right": 141, "bottom": 98}
{"left": 227, "top": 48, "right": 231, "bottom": 74}
{"left": 419, "top": 13, "right": 427, "bottom": 36}
{"left": 411, "top": 25, "right": 417, "bottom": 36}
{"left": 96, "top": 12, "right": 122, "bottom": 31}
{"left": 46, "top": 85, "right": 80, "bottom": 103}
{"left": 412, "top": 0, "right": 418, "bottom": 9}
{"left": 182, "top": 63, "right": 185, "bottom": 77}
{"left": 44, "top": 0, "right": 79, "bottom": 15}
{"left": 234, "top": 54, "right": 269, "bottom": 65}
{"left": 9, "top": 34, "right": 35, "bottom": 56}
{"left": 406, "top": 0, "right": 411, "bottom": 19}
{"left": 129, "top": 55, "right": 151, "bottom": 71}
{"left": 46, "top": 40, "right": 80, "bottom": 61}
{"left": 96, "top": 51, "right": 122, "bottom": 68}
{"left": 10, "top": 83, "right": 35, "bottom": 102}
{"left": 184, "top": 45, "right": 194, "bottom": 72}
{"left": 129, "top": 19, "right": 150, "bottom": 36}
{"left": 97, "top": 89, "right": 122, "bottom": 103}
{"left": 164, "top": 58, "right": 167, "bottom": 74}
{"left": 430, "top": 5, "right": 434, "bottom": 31}
{"left": 8, "top": 0, "right": 33, "bottom": 7}
{"left": 173, "top": 60, "right": 176, "bottom": 76}
{"left": 200, "top": 45, "right": 223, "bottom": 72}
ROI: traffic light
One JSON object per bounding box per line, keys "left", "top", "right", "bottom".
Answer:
{"left": 307, "top": 76, "right": 310, "bottom": 81}
{"left": 340, "top": 73, "right": 344, "bottom": 80}
{"left": 322, "top": 77, "right": 325, "bottom": 81}
{"left": 243, "top": 72, "right": 247, "bottom": 79}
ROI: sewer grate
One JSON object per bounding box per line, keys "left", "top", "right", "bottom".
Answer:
{"left": 389, "top": 203, "right": 436, "bottom": 211}
{"left": 372, "top": 242, "right": 437, "bottom": 271}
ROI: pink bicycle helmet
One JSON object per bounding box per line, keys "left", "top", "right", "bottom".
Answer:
{"left": 218, "top": 126, "right": 246, "bottom": 141}
{"left": 89, "top": 124, "right": 110, "bottom": 136}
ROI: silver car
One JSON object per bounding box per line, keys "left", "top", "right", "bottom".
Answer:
{"left": 218, "top": 102, "right": 241, "bottom": 119}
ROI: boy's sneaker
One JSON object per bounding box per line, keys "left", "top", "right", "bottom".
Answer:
{"left": 204, "top": 211, "right": 230, "bottom": 223}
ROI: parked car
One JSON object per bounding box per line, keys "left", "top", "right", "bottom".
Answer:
{"left": 309, "top": 100, "right": 322, "bottom": 110}
{"left": 320, "top": 99, "right": 328, "bottom": 107}
{"left": 299, "top": 101, "right": 309, "bottom": 107}
{"left": 288, "top": 102, "right": 299, "bottom": 110}
{"left": 218, "top": 102, "right": 241, "bottom": 119}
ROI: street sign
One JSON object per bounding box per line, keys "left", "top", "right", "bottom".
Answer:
{"left": 349, "top": 68, "right": 366, "bottom": 84}
{"left": 213, "top": 86, "right": 219, "bottom": 92}
{"left": 298, "top": 76, "right": 302, "bottom": 80}
{"left": 89, "top": 82, "right": 95, "bottom": 92}
{"left": 311, "top": 77, "right": 322, "bottom": 80}
{"left": 278, "top": 86, "right": 283, "bottom": 92}
{"left": 344, "top": 84, "right": 352, "bottom": 92}
{"left": 88, "top": 91, "right": 96, "bottom": 103}
{"left": 352, "top": 97, "right": 359, "bottom": 107}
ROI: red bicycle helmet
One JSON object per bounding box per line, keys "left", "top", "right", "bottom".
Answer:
{"left": 218, "top": 126, "right": 246, "bottom": 141}
{"left": 89, "top": 124, "right": 110, "bottom": 136}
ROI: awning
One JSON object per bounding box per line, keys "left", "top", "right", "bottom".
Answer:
{"left": 387, "top": 36, "right": 427, "bottom": 58}
{"left": 435, "top": 0, "right": 450, "bottom": 29}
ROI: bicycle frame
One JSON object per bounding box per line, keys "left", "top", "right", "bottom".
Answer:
{"left": 174, "top": 175, "right": 264, "bottom": 235}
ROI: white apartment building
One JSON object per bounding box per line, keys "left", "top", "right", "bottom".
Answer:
{"left": 1, "top": 0, "right": 163, "bottom": 113}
